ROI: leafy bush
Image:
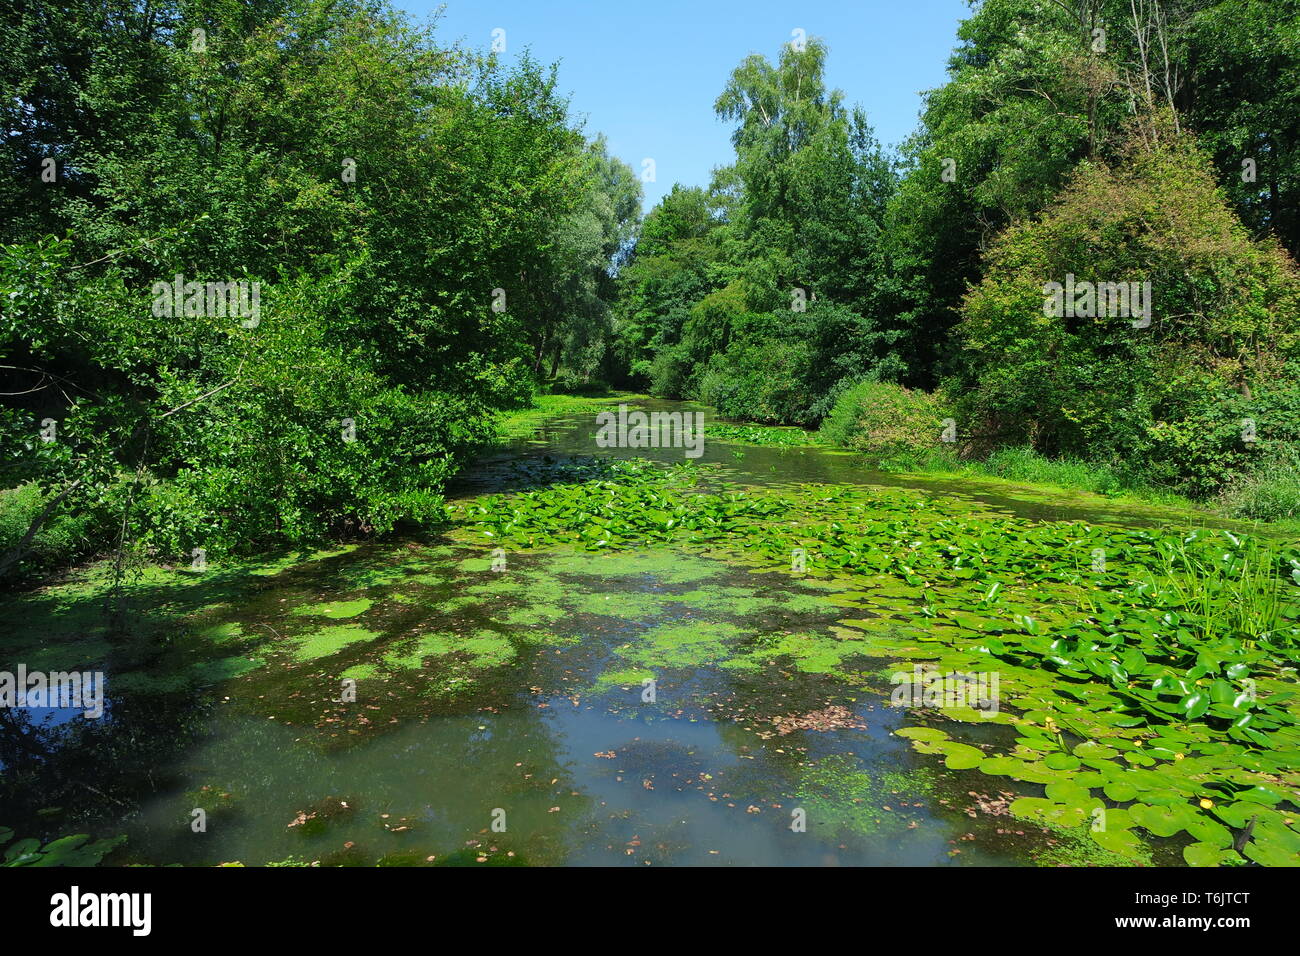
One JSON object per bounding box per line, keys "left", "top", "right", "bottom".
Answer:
{"left": 818, "top": 380, "right": 949, "bottom": 464}
{"left": 139, "top": 358, "right": 492, "bottom": 558}
{"left": 0, "top": 483, "right": 110, "bottom": 580}
{"left": 959, "top": 133, "right": 1300, "bottom": 494}
{"left": 696, "top": 338, "right": 818, "bottom": 425}
{"left": 0, "top": 0, "right": 638, "bottom": 576}
{"left": 793, "top": 303, "right": 907, "bottom": 421}
{"left": 679, "top": 282, "right": 753, "bottom": 371}
{"left": 648, "top": 343, "right": 692, "bottom": 399}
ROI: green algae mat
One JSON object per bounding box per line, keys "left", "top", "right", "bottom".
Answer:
{"left": 3, "top": 457, "right": 1298, "bottom": 866}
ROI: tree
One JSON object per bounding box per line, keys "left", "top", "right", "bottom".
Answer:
{"left": 0, "top": 0, "right": 604, "bottom": 575}
{"left": 532, "top": 137, "right": 641, "bottom": 386}
{"left": 959, "top": 128, "right": 1300, "bottom": 494}
{"left": 620, "top": 37, "right": 896, "bottom": 414}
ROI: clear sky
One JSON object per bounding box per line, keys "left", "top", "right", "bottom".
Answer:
{"left": 399, "top": 0, "right": 973, "bottom": 211}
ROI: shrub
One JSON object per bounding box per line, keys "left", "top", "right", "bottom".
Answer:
{"left": 1141, "top": 372, "right": 1300, "bottom": 499}
{"left": 696, "top": 339, "right": 817, "bottom": 424}
{"left": 0, "top": 482, "right": 110, "bottom": 581}
{"left": 649, "top": 343, "right": 692, "bottom": 399}
{"left": 959, "top": 134, "right": 1300, "bottom": 493}
{"left": 818, "top": 380, "right": 949, "bottom": 465}
{"left": 139, "top": 377, "right": 489, "bottom": 560}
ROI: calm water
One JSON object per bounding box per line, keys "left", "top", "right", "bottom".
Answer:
{"left": 3, "top": 398, "right": 1208, "bottom": 866}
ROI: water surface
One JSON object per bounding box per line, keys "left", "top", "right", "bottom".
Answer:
{"left": 2, "top": 398, "right": 1242, "bottom": 866}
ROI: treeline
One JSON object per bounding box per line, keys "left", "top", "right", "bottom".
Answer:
{"left": 0, "top": 0, "right": 638, "bottom": 578}
{"left": 612, "top": 0, "right": 1300, "bottom": 514}
{"left": 3, "top": 0, "right": 1298, "bottom": 582}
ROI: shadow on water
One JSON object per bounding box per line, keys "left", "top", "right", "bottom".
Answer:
{"left": 3, "top": 397, "right": 1213, "bottom": 866}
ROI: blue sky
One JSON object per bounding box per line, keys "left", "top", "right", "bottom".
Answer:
{"left": 400, "top": 0, "right": 973, "bottom": 211}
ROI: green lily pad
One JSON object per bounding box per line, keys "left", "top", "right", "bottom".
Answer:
{"left": 936, "top": 740, "right": 986, "bottom": 770}
{"left": 894, "top": 726, "right": 949, "bottom": 742}
{"left": 1044, "top": 752, "right": 1082, "bottom": 771}
{"left": 3, "top": 838, "right": 41, "bottom": 865}
{"left": 1091, "top": 827, "right": 1146, "bottom": 860}
{"left": 1011, "top": 796, "right": 1096, "bottom": 829}
{"left": 1102, "top": 780, "right": 1139, "bottom": 802}
{"left": 1129, "top": 802, "right": 1199, "bottom": 838}
{"left": 1243, "top": 839, "right": 1300, "bottom": 867}
{"left": 1183, "top": 842, "right": 1235, "bottom": 867}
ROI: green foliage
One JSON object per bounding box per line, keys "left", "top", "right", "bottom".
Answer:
{"left": 1182, "top": 0, "right": 1300, "bottom": 257}
{"left": 960, "top": 136, "right": 1300, "bottom": 495}
{"left": 534, "top": 136, "right": 642, "bottom": 386}
{"left": 697, "top": 339, "right": 817, "bottom": 425}
{"left": 705, "top": 422, "right": 816, "bottom": 447}
{"left": 0, "top": 483, "right": 110, "bottom": 580}
{"left": 1221, "top": 448, "right": 1300, "bottom": 522}
{"left": 613, "top": 185, "right": 726, "bottom": 388}
{"left": 620, "top": 38, "right": 897, "bottom": 415}
{"left": 882, "top": 0, "right": 1300, "bottom": 384}
{"left": 0, "top": 0, "right": 631, "bottom": 571}
{"left": 881, "top": 0, "right": 1118, "bottom": 382}
{"left": 818, "top": 381, "right": 948, "bottom": 465}
{"left": 1145, "top": 529, "right": 1287, "bottom": 646}
{"left": 1141, "top": 374, "right": 1300, "bottom": 499}
{"left": 681, "top": 282, "right": 751, "bottom": 368}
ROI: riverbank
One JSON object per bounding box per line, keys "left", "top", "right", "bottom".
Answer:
{"left": 690, "top": 416, "right": 1300, "bottom": 537}
{"left": 492, "top": 391, "right": 643, "bottom": 444}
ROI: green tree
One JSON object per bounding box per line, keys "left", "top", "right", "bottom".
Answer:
{"left": 959, "top": 130, "right": 1300, "bottom": 494}
{"left": 0, "top": 0, "right": 604, "bottom": 575}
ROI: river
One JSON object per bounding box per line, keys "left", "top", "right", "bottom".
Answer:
{"left": 1, "top": 397, "right": 1275, "bottom": 866}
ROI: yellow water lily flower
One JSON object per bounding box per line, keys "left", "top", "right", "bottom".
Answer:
{"left": 1199, "top": 798, "right": 1214, "bottom": 809}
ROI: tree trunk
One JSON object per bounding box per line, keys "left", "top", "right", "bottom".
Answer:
{"left": 0, "top": 479, "right": 82, "bottom": 580}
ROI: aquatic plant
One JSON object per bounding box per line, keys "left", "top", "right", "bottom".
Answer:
{"left": 708, "top": 423, "right": 818, "bottom": 447}
{"left": 1, "top": 826, "right": 125, "bottom": 867}
{"left": 450, "top": 457, "right": 1300, "bottom": 866}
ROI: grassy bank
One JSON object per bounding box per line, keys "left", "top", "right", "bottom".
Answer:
{"left": 706, "top": 416, "right": 1300, "bottom": 534}
{"left": 907, "top": 451, "right": 1300, "bottom": 534}
{"left": 491, "top": 391, "right": 642, "bottom": 444}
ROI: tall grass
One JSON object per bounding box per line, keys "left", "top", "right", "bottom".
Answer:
{"left": 887, "top": 445, "right": 1209, "bottom": 509}
{"left": 974, "top": 447, "right": 1133, "bottom": 494}
{"left": 1220, "top": 456, "right": 1300, "bottom": 522}
{"left": 1146, "top": 531, "right": 1288, "bottom": 643}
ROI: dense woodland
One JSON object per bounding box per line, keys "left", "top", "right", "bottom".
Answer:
{"left": 613, "top": 0, "right": 1300, "bottom": 509}
{"left": 2, "top": 0, "right": 1299, "bottom": 581}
